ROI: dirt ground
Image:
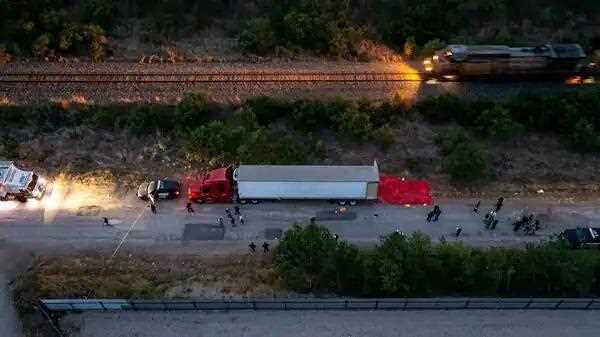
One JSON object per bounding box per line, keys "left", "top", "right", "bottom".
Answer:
{"left": 4, "top": 118, "right": 600, "bottom": 200}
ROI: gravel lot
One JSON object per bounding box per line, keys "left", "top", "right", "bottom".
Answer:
{"left": 62, "top": 309, "right": 600, "bottom": 337}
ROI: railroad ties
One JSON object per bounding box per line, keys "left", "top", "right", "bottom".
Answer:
{"left": 0, "top": 72, "right": 424, "bottom": 83}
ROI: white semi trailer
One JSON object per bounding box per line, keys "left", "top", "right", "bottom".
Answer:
{"left": 232, "top": 162, "right": 379, "bottom": 205}
{"left": 0, "top": 161, "right": 51, "bottom": 202}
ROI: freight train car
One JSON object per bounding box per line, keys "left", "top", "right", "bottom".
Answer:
{"left": 423, "top": 43, "right": 586, "bottom": 80}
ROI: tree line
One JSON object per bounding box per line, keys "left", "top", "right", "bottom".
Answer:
{"left": 275, "top": 224, "right": 600, "bottom": 297}
{"left": 1, "top": 0, "right": 599, "bottom": 59}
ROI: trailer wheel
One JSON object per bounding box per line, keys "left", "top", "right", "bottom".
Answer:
{"left": 251, "top": 199, "right": 260, "bottom": 204}
{"left": 337, "top": 200, "right": 347, "bottom": 206}
{"left": 240, "top": 199, "right": 248, "bottom": 204}
{"left": 349, "top": 200, "right": 357, "bottom": 206}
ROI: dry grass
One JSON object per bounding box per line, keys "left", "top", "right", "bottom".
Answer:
{"left": 13, "top": 253, "right": 286, "bottom": 315}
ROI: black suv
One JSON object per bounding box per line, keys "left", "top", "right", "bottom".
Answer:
{"left": 137, "top": 179, "right": 181, "bottom": 202}
{"left": 563, "top": 227, "right": 600, "bottom": 249}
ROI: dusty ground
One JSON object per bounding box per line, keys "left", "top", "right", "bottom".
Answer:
{"left": 5, "top": 117, "right": 600, "bottom": 200}
{"left": 61, "top": 309, "right": 600, "bottom": 337}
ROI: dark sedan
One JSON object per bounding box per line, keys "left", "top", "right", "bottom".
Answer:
{"left": 137, "top": 179, "right": 181, "bottom": 202}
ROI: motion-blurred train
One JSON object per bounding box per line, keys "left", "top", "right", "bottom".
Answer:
{"left": 423, "top": 43, "right": 589, "bottom": 81}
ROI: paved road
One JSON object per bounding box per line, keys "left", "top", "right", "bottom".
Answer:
{"left": 1, "top": 194, "right": 598, "bottom": 250}
{"left": 0, "top": 195, "right": 600, "bottom": 247}
{"left": 61, "top": 309, "right": 600, "bottom": 337}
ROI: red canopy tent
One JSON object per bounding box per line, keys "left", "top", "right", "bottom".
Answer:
{"left": 378, "top": 176, "right": 433, "bottom": 205}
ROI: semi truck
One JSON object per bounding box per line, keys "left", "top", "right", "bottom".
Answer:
{"left": 188, "top": 163, "right": 380, "bottom": 205}
{"left": 0, "top": 161, "right": 51, "bottom": 202}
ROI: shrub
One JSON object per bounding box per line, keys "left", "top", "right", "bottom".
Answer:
{"left": 420, "top": 39, "right": 446, "bottom": 57}
{"left": 239, "top": 18, "right": 277, "bottom": 55}
{"left": 274, "top": 224, "right": 362, "bottom": 293}
{"left": 373, "top": 126, "right": 395, "bottom": 150}
{"left": 475, "top": 105, "right": 524, "bottom": 139}
{"left": 569, "top": 118, "right": 600, "bottom": 153}
{"left": 444, "top": 141, "right": 487, "bottom": 182}
{"left": 125, "top": 105, "right": 175, "bottom": 136}
{"left": 331, "top": 99, "right": 372, "bottom": 139}
{"left": 403, "top": 36, "right": 417, "bottom": 59}
{"left": 175, "top": 92, "right": 210, "bottom": 130}
{"left": 276, "top": 227, "right": 600, "bottom": 298}
{"left": 32, "top": 33, "right": 53, "bottom": 57}
{"left": 86, "top": 24, "right": 111, "bottom": 61}
{"left": 290, "top": 99, "right": 331, "bottom": 132}
{"left": 414, "top": 94, "right": 472, "bottom": 124}
{"left": 245, "top": 96, "right": 291, "bottom": 126}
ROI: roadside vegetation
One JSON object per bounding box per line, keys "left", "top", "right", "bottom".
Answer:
{"left": 1, "top": 90, "right": 600, "bottom": 183}
{"left": 1, "top": 0, "right": 598, "bottom": 60}
{"left": 275, "top": 224, "right": 600, "bottom": 297}
{"left": 13, "top": 226, "right": 600, "bottom": 319}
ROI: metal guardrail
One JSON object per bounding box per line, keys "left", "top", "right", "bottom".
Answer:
{"left": 40, "top": 298, "right": 600, "bottom": 312}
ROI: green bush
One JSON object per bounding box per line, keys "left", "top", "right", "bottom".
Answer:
{"left": 330, "top": 99, "right": 372, "bottom": 139}
{"left": 275, "top": 226, "right": 600, "bottom": 297}
{"left": 239, "top": 18, "right": 277, "bottom": 55}
{"left": 183, "top": 121, "right": 317, "bottom": 166}
{"left": 570, "top": 118, "right": 600, "bottom": 153}
{"left": 275, "top": 224, "right": 363, "bottom": 293}
{"left": 414, "top": 94, "right": 473, "bottom": 124}
{"left": 373, "top": 126, "right": 395, "bottom": 150}
{"left": 245, "top": 96, "right": 291, "bottom": 126}
{"left": 444, "top": 142, "right": 487, "bottom": 182}
{"left": 403, "top": 36, "right": 417, "bottom": 59}
{"left": 175, "top": 92, "right": 210, "bottom": 130}
{"left": 420, "top": 39, "right": 446, "bottom": 57}
{"left": 436, "top": 131, "right": 487, "bottom": 182}
{"left": 475, "top": 105, "right": 524, "bottom": 139}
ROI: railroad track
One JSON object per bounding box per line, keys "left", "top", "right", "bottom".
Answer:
{"left": 0, "top": 72, "right": 424, "bottom": 83}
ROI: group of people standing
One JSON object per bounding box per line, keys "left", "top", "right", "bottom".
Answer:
{"left": 217, "top": 206, "right": 244, "bottom": 227}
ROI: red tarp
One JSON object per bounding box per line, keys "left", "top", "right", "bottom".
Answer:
{"left": 378, "top": 176, "right": 433, "bottom": 205}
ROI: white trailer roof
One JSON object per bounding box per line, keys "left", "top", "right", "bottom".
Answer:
{"left": 235, "top": 164, "right": 379, "bottom": 183}
{"left": 0, "top": 161, "right": 32, "bottom": 189}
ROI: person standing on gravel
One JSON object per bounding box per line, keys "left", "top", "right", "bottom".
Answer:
{"left": 239, "top": 214, "right": 245, "bottom": 225}
{"left": 426, "top": 210, "right": 434, "bottom": 222}
{"left": 495, "top": 197, "right": 504, "bottom": 212}
{"left": 455, "top": 225, "right": 462, "bottom": 237}
{"left": 262, "top": 242, "right": 270, "bottom": 253}
{"left": 473, "top": 200, "right": 481, "bottom": 213}
{"left": 249, "top": 242, "right": 256, "bottom": 253}
{"left": 433, "top": 205, "right": 442, "bottom": 222}
{"left": 234, "top": 206, "right": 240, "bottom": 215}
{"left": 186, "top": 202, "right": 194, "bottom": 213}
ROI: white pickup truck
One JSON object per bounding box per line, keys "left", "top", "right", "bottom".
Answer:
{"left": 0, "top": 161, "right": 51, "bottom": 202}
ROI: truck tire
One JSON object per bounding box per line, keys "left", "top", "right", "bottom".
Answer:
{"left": 337, "top": 200, "right": 347, "bottom": 206}
{"left": 251, "top": 199, "right": 260, "bottom": 204}
{"left": 349, "top": 200, "right": 357, "bottom": 206}
{"left": 239, "top": 199, "right": 248, "bottom": 204}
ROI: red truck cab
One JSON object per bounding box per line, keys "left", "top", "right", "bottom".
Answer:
{"left": 187, "top": 168, "right": 233, "bottom": 203}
